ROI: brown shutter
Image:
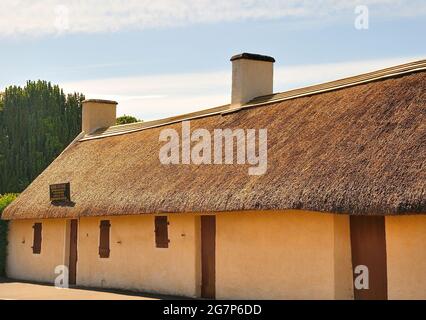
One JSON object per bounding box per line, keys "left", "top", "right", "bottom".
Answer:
{"left": 155, "top": 216, "right": 169, "bottom": 248}
{"left": 32, "top": 223, "right": 42, "bottom": 254}
{"left": 99, "top": 220, "right": 110, "bottom": 258}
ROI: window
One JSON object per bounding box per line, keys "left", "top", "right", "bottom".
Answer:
{"left": 32, "top": 223, "right": 42, "bottom": 254}
{"left": 155, "top": 216, "right": 169, "bottom": 248}
{"left": 99, "top": 220, "right": 110, "bottom": 258}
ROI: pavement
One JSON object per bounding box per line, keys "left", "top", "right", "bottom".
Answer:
{"left": 0, "top": 278, "right": 182, "bottom": 300}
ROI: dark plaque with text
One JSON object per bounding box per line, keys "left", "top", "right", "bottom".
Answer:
{"left": 49, "top": 183, "right": 71, "bottom": 202}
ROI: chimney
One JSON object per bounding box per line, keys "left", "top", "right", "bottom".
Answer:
{"left": 230, "top": 53, "right": 275, "bottom": 107}
{"left": 82, "top": 99, "right": 117, "bottom": 134}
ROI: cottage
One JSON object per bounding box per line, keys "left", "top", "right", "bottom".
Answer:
{"left": 2, "top": 53, "right": 426, "bottom": 300}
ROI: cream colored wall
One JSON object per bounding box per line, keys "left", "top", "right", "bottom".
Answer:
{"left": 6, "top": 219, "right": 67, "bottom": 283}
{"left": 215, "top": 211, "right": 354, "bottom": 300}
{"left": 6, "top": 211, "right": 355, "bottom": 299}
{"left": 386, "top": 215, "right": 426, "bottom": 300}
{"left": 76, "top": 215, "right": 200, "bottom": 297}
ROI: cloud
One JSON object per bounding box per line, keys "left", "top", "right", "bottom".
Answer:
{"left": 0, "top": 0, "right": 425, "bottom": 37}
{"left": 60, "top": 56, "right": 423, "bottom": 121}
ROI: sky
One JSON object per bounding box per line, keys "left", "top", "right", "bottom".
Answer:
{"left": 0, "top": 0, "right": 425, "bottom": 121}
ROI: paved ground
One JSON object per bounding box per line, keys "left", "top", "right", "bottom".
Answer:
{"left": 0, "top": 278, "right": 183, "bottom": 300}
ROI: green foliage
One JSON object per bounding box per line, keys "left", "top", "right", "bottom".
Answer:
{"left": 116, "top": 114, "right": 140, "bottom": 125}
{"left": 0, "top": 80, "right": 85, "bottom": 193}
{"left": 0, "top": 193, "right": 18, "bottom": 276}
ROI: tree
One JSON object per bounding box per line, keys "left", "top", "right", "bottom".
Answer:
{"left": 0, "top": 80, "right": 84, "bottom": 193}
{"left": 0, "top": 193, "right": 18, "bottom": 276}
{"left": 116, "top": 115, "right": 140, "bottom": 125}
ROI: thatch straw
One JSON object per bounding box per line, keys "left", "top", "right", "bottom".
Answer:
{"left": 3, "top": 71, "right": 426, "bottom": 219}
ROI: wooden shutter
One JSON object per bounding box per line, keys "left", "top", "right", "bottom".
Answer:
{"left": 201, "top": 215, "right": 216, "bottom": 299}
{"left": 32, "top": 223, "right": 42, "bottom": 254}
{"left": 69, "top": 219, "right": 78, "bottom": 285}
{"left": 155, "top": 216, "right": 169, "bottom": 248}
{"left": 99, "top": 220, "right": 110, "bottom": 258}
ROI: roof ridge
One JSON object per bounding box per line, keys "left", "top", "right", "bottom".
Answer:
{"left": 82, "top": 104, "right": 231, "bottom": 140}
{"left": 240, "top": 58, "right": 426, "bottom": 109}
{"left": 80, "top": 58, "right": 426, "bottom": 141}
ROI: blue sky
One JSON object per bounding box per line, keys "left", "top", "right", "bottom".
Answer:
{"left": 0, "top": 1, "right": 425, "bottom": 120}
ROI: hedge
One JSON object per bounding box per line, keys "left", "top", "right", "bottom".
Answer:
{"left": 0, "top": 194, "right": 18, "bottom": 276}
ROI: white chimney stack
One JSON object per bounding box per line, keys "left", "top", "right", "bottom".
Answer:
{"left": 230, "top": 53, "right": 275, "bottom": 107}
{"left": 82, "top": 99, "right": 117, "bottom": 134}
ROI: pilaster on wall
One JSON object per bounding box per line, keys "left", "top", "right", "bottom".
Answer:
{"left": 333, "top": 214, "right": 354, "bottom": 300}
{"left": 63, "top": 219, "right": 71, "bottom": 269}
{"left": 194, "top": 215, "right": 202, "bottom": 297}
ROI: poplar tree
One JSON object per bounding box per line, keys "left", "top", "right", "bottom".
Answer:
{"left": 0, "top": 81, "right": 85, "bottom": 193}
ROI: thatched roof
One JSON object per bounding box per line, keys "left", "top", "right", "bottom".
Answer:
{"left": 3, "top": 61, "right": 426, "bottom": 219}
